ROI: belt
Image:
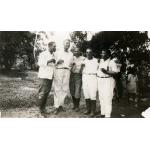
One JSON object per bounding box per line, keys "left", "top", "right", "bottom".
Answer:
{"left": 97, "top": 75, "right": 111, "bottom": 78}
{"left": 71, "top": 72, "right": 82, "bottom": 74}
{"left": 56, "top": 67, "right": 69, "bottom": 70}
{"left": 84, "top": 73, "right": 97, "bottom": 75}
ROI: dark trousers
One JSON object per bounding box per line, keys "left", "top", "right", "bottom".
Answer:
{"left": 38, "top": 79, "right": 53, "bottom": 110}
{"left": 70, "top": 73, "right": 82, "bottom": 99}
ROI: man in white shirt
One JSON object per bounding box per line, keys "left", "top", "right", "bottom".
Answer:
{"left": 70, "top": 47, "right": 85, "bottom": 111}
{"left": 38, "top": 42, "right": 56, "bottom": 115}
{"left": 53, "top": 39, "right": 74, "bottom": 114}
{"left": 81, "top": 48, "right": 98, "bottom": 117}
{"left": 97, "top": 50, "right": 119, "bottom": 118}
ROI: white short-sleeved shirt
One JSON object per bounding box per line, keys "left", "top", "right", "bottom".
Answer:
{"left": 97, "top": 58, "right": 118, "bottom": 77}
{"left": 71, "top": 56, "right": 85, "bottom": 73}
{"left": 38, "top": 50, "right": 55, "bottom": 79}
{"left": 82, "top": 57, "right": 98, "bottom": 74}
{"left": 55, "top": 51, "right": 73, "bottom": 69}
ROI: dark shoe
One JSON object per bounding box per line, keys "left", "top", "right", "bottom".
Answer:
{"left": 75, "top": 107, "right": 80, "bottom": 112}
{"left": 89, "top": 100, "right": 96, "bottom": 118}
{"left": 100, "top": 115, "right": 105, "bottom": 118}
{"left": 72, "top": 97, "right": 76, "bottom": 110}
{"left": 72, "top": 106, "right": 76, "bottom": 110}
{"left": 96, "top": 114, "right": 105, "bottom": 118}
{"left": 40, "top": 107, "right": 47, "bottom": 114}
{"left": 84, "top": 110, "right": 91, "bottom": 115}
{"left": 39, "top": 108, "right": 49, "bottom": 118}
{"left": 75, "top": 98, "right": 80, "bottom": 112}
{"left": 59, "top": 106, "right": 66, "bottom": 112}
{"left": 54, "top": 108, "right": 60, "bottom": 115}
{"left": 84, "top": 99, "right": 91, "bottom": 115}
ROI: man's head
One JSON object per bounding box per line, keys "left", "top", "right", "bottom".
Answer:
{"left": 100, "top": 49, "right": 111, "bottom": 60}
{"left": 63, "top": 39, "right": 70, "bottom": 51}
{"left": 48, "top": 42, "right": 56, "bottom": 53}
{"left": 73, "top": 47, "right": 80, "bottom": 57}
{"left": 86, "top": 48, "right": 93, "bottom": 59}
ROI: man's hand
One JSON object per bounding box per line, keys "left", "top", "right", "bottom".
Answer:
{"left": 56, "top": 59, "right": 64, "bottom": 65}
{"left": 81, "top": 63, "right": 85, "bottom": 67}
{"left": 72, "top": 62, "right": 76, "bottom": 66}
{"left": 47, "top": 58, "right": 56, "bottom": 65}
{"left": 101, "top": 68, "right": 107, "bottom": 74}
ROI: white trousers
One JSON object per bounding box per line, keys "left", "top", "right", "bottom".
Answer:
{"left": 54, "top": 69, "right": 70, "bottom": 108}
{"left": 97, "top": 77, "right": 115, "bottom": 117}
{"left": 82, "top": 74, "right": 97, "bottom": 100}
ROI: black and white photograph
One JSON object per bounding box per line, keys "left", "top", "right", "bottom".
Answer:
{"left": 1, "top": 1, "right": 150, "bottom": 150}
{"left": 0, "top": 31, "right": 150, "bottom": 118}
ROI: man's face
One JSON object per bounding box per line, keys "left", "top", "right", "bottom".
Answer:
{"left": 86, "top": 49, "right": 93, "bottom": 59}
{"left": 49, "top": 43, "right": 56, "bottom": 53}
{"left": 74, "top": 48, "right": 80, "bottom": 57}
{"left": 100, "top": 50, "right": 107, "bottom": 59}
{"left": 63, "top": 40, "right": 70, "bottom": 51}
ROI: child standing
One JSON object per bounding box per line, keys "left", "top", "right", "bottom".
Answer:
{"left": 127, "top": 68, "right": 138, "bottom": 107}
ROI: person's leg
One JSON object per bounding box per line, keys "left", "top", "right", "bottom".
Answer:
{"left": 132, "top": 93, "right": 135, "bottom": 101}
{"left": 132, "top": 93, "right": 138, "bottom": 107}
{"left": 75, "top": 98, "right": 80, "bottom": 112}
{"left": 38, "top": 79, "right": 52, "bottom": 113}
{"left": 84, "top": 99, "right": 91, "bottom": 114}
{"left": 127, "top": 92, "right": 130, "bottom": 104}
{"left": 100, "top": 99, "right": 105, "bottom": 117}
{"left": 104, "top": 78, "right": 115, "bottom": 118}
{"left": 98, "top": 78, "right": 105, "bottom": 117}
{"left": 72, "top": 96, "right": 76, "bottom": 110}
{"left": 118, "top": 78, "right": 123, "bottom": 99}
{"left": 61, "top": 69, "right": 71, "bottom": 107}
{"left": 105, "top": 97, "right": 113, "bottom": 118}
{"left": 70, "top": 73, "right": 76, "bottom": 109}
{"left": 82, "top": 75, "right": 91, "bottom": 114}
{"left": 89, "top": 75, "right": 97, "bottom": 117}
{"left": 53, "top": 69, "right": 64, "bottom": 114}
{"left": 74, "top": 74, "right": 82, "bottom": 111}
{"left": 90, "top": 100, "right": 96, "bottom": 117}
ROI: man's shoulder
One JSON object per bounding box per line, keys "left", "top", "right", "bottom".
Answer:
{"left": 92, "top": 57, "right": 98, "bottom": 62}
{"left": 110, "top": 59, "right": 116, "bottom": 64}
{"left": 83, "top": 57, "right": 87, "bottom": 62}
{"left": 54, "top": 50, "right": 63, "bottom": 57}
{"left": 68, "top": 51, "right": 73, "bottom": 56}
{"left": 79, "top": 56, "right": 85, "bottom": 60}
{"left": 39, "top": 51, "right": 45, "bottom": 57}
{"left": 40, "top": 50, "right": 48, "bottom": 56}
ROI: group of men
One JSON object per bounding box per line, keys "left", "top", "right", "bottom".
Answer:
{"left": 38, "top": 39, "right": 119, "bottom": 118}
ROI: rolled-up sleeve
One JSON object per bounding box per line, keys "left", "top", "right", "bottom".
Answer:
{"left": 38, "top": 53, "right": 47, "bottom": 67}
{"left": 110, "top": 61, "right": 119, "bottom": 73}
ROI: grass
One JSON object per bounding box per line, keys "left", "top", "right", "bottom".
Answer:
{"left": 0, "top": 79, "right": 39, "bottom": 109}
{"left": 0, "top": 70, "right": 150, "bottom": 117}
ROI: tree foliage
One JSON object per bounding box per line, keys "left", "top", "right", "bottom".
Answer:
{"left": 0, "top": 31, "right": 35, "bottom": 70}
{"left": 90, "top": 31, "right": 149, "bottom": 62}
{"left": 69, "top": 31, "right": 150, "bottom": 65}
{"left": 70, "top": 31, "right": 88, "bottom": 52}
{"left": 0, "top": 31, "right": 149, "bottom": 70}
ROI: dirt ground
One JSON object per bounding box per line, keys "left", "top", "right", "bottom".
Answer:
{"left": 0, "top": 71, "right": 150, "bottom": 118}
